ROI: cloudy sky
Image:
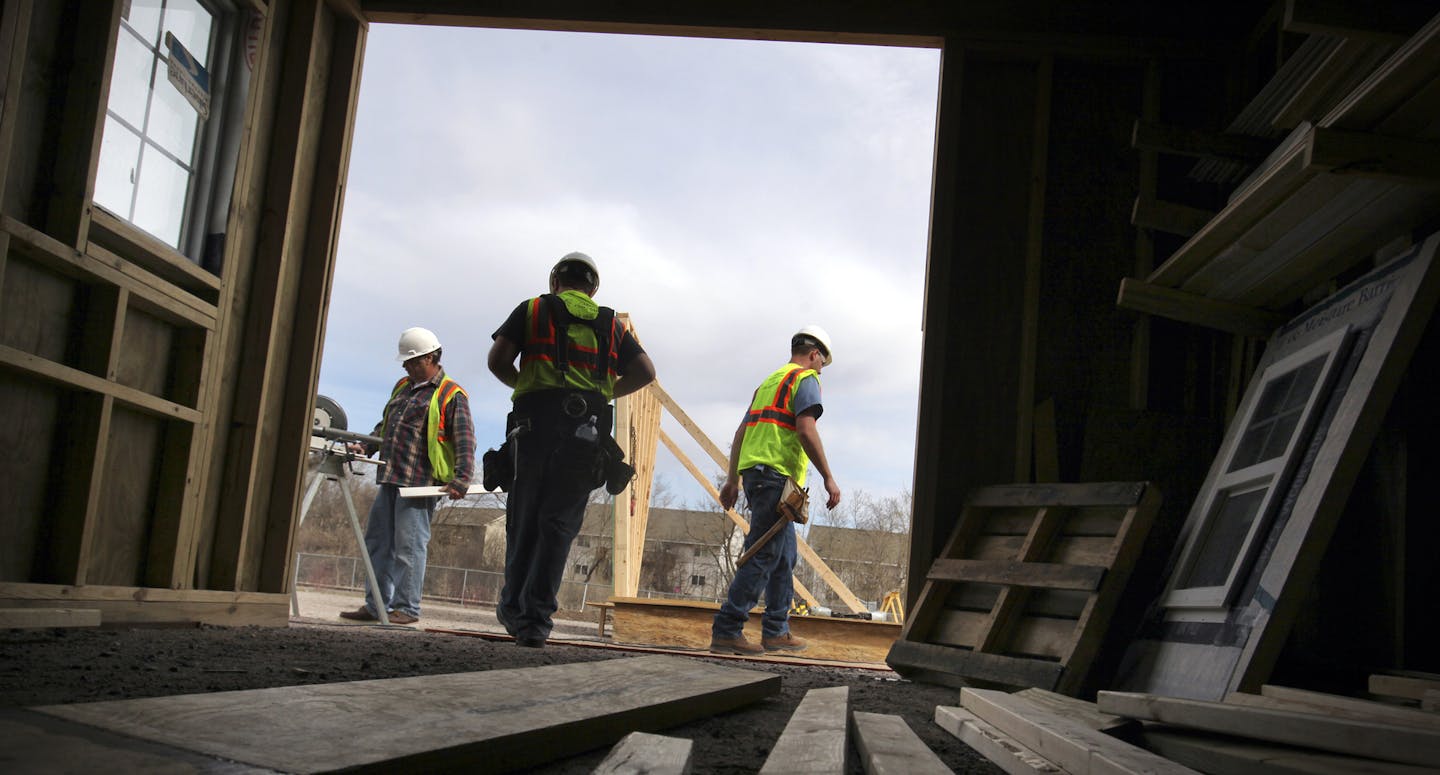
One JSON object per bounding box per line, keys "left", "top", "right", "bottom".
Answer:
{"left": 316, "top": 23, "right": 941, "bottom": 516}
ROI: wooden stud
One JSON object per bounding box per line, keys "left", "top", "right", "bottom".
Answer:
{"left": 1228, "top": 686, "right": 1440, "bottom": 732}
{"left": 1140, "top": 724, "right": 1437, "bottom": 775}
{"left": 1117, "top": 277, "right": 1288, "bottom": 338}
{"left": 0, "top": 0, "right": 33, "bottom": 205}
{"left": 1283, "top": 0, "right": 1436, "bottom": 44}
{"left": 1014, "top": 55, "right": 1051, "bottom": 483}
{"left": 851, "top": 712, "right": 951, "bottom": 775}
{"left": 1131, "top": 197, "right": 1217, "bottom": 238}
{"left": 595, "top": 731, "right": 694, "bottom": 775}
{"left": 0, "top": 608, "right": 100, "bottom": 629}
{"left": 761, "top": 686, "right": 849, "bottom": 774}
{"left": 934, "top": 705, "right": 1063, "bottom": 775}
{"left": 962, "top": 688, "right": 1197, "bottom": 775}
{"left": 1098, "top": 690, "right": 1440, "bottom": 768}
{"left": 1130, "top": 119, "right": 1274, "bottom": 163}
{"left": 1013, "top": 688, "right": 1139, "bottom": 734}
{"left": 1369, "top": 673, "right": 1440, "bottom": 703}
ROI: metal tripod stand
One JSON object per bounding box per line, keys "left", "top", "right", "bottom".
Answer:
{"left": 290, "top": 428, "right": 392, "bottom": 626}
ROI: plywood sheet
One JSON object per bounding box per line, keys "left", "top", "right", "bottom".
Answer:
{"left": 36, "top": 655, "right": 778, "bottom": 773}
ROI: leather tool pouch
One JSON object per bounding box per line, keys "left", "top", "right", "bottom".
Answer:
{"left": 778, "top": 477, "right": 810, "bottom": 525}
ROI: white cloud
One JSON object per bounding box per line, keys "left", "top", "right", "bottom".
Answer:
{"left": 319, "top": 24, "right": 939, "bottom": 509}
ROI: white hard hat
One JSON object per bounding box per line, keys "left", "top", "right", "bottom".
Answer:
{"left": 792, "top": 325, "right": 833, "bottom": 366}
{"left": 551, "top": 251, "right": 600, "bottom": 293}
{"left": 396, "top": 327, "right": 441, "bottom": 362}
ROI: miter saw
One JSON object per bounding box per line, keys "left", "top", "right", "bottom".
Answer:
{"left": 293, "top": 395, "right": 392, "bottom": 625}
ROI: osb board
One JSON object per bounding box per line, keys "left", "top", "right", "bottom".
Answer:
{"left": 37, "top": 654, "right": 778, "bottom": 774}
{"left": 610, "top": 596, "right": 898, "bottom": 664}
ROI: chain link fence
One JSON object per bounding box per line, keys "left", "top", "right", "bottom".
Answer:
{"left": 294, "top": 553, "right": 723, "bottom": 613}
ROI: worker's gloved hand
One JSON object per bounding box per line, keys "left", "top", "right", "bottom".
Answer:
{"left": 442, "top": 481, "right": 467, "bottom": 500}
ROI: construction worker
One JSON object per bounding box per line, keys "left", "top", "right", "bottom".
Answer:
{"left": 710, "top": 326, "right": 841, "bottom": 655}
{"left": 487, "top": 252, "right": 656, "bottom": 647}
{"left": 339, "top": 327, "right": 475, "bottom": 626}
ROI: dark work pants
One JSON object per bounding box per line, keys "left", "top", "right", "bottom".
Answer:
{"left": 497, "top": 399, "right": 608, "bottom": 641}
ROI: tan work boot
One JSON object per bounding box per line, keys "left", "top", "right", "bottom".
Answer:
{"left": 709, "top": 634, "right": 764, "bottom": 655}
{"left": 762, "top": 632, "right": 808, "bottom": 652}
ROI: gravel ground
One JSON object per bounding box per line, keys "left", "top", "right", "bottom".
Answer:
{"left": 1, "top": 594, "right": 1001, "bottom": 773}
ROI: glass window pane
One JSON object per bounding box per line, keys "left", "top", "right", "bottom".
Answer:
{"left": 148, "top": 62, "right": 200, "bottom": 161}
{"left": 1228, "top": 353, "right": 1327, "bottom": 472}
{"left": 162, "top": 0, "right": 215, "bottom": 63}
{"left": 123, "top": 0, "right": 165, "bottom": 46}
{"left": 132, "top": 146, "right": 190, "bottom": 247}
{"left": 1180, "top": 487, "right": 1266, "bottom": 590}
{"left": 95, "top": 116, "right": 142, "bottom": 219}
{"left": 108, "top": 28, "right": 156, "bottom": 129}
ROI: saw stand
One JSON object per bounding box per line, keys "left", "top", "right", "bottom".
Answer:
{"left": 290, "top": 430, "right": 393, "bottom": 626}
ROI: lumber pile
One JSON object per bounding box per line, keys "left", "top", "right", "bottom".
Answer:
{"left": 933, "top": 683, "right": 1440, "bottom": 774}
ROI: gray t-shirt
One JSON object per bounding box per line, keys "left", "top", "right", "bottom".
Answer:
{"left": 792, "top": 375, "right": 823, "bottom": 420}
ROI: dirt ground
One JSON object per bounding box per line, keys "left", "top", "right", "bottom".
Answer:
{"left": 1, "top": 591, "right": 1001, "bottom": 773}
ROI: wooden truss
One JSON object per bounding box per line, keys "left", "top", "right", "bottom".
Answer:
{"left": 609, "top": 349, "right": 866, "bottom": 613}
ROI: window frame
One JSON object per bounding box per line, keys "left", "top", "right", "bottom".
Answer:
{"left": 1162, "top": 325, "right": 1352, "bottom": 611}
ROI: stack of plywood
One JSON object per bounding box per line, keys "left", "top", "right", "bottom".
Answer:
{"left": 935, "top": 683, "right": 1440, "bottom": 774}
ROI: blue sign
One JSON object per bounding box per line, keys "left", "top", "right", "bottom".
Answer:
{"left": 165, "top": 31, "right": 210, "bottom": 119}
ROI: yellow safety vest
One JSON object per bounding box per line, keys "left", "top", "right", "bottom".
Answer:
{"left": 386, "top": 373, "right": 466, "bottom": 483}
{"left": 737, "top": 363, "right": 819, "bottom": 486}
{"left": 513, "top": 290, "right": 621, "bottom": 399}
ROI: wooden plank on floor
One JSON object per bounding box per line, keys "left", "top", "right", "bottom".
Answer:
{"left": 0, "top": 608, "right": 100, "bottom": 628}
{"left": 887, "top": 639, "right": 1064, "bottom": 690}
{"left": 851, "top": 711, "right": 951, "bottom": 775}
{"left": 1014, "top": 688, "right": 1138, "bottom": 734}
{"left": 1139, "top": 724, "right": 1438, "bottom": 775}
{"left": 761, "top": 686, "right": 849, "bottom": 774}
{"left": 1097, "top": 690, "right": 1440, "bottom": 768}
{"left": 594, "top": 731, "right": 694, "bottom": 775}
{"left": 35, "top": 655, "right": 778, "bottom": 773}
{"left": 962, "top": 688, "right": 1198, "bottom": 775}
{"left": 1247, "top": 685, "right": 1440, "bottom": 731}
{"left": 1370, "top": 673, "right": 1440, "bottom": 702}
{"left": 934, "top": 705, "right": 1065, "bottom": 775}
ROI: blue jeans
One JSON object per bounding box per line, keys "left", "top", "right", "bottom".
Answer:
{"left": 713, "top": 466, "right": 796, "bottom": 639}
{"left": 362, "top": 484, "right": 437, "bottom": 617}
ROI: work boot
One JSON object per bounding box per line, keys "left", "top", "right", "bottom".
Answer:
{"left": 762, "top": 632, "right": 808, "bottom": 652}
{"left": 338, "top": 606, "right": 378, "bottom": 622}
{"left": 386, "top": 611, "right": 418, "bottom": 625}
{"left": 709, "top": 634, "right": 764, "bottom": 656}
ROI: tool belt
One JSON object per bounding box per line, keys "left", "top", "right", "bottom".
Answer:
{"left": 778, "top": 476, "right": 809, "bottom": 525}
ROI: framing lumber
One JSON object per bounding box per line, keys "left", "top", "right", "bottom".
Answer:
{"left": 1130, "top": 120, "right": 1273, "bottom": 163}
{"left": 37, "top": 655, "right": 778, "bottom": 773}
{"left": 1249, "top": 685, "right": 1440, "bottom": 731}
{"left": 851, "top": 711, "right": 951, "bottom": 775}
{"left": 1131, "top": 197, "right": 1216, "bottom": 238}
{"left": 613, "top": 333, "right": 662, "bottom": 598}
{"left": 934, "top": 706, "right": 1064, "bottom": 775}
{"left": 961, "top": 688, "right": 1198, "bottom": 775}
{"left": 1139, "top": 724, "right": 1438, "bottom": 775}
{"left": 1097, "top": 690, "right": 1440, "bottom": 768}
{"left": 1014, "top": 688, "right": 1139, "bottom": 735}
{"left": 760, "top": 686, "right": 849, "bottom": 774}
{"left": 1369, "top": 673, "right": 1440, "bottom": 702}
{"left": 608, "top": 596, "right": 897, "bottom": 664}
{"left": 1014, "top": 56, "right": 1051, "bottom": 484}
{"left": 1282, "top": 0, "right": 1437, "bottom": 44}
{"left": 0, "top": 583, "right": 285, "bottom": 626}
{"left": 0, "top": 608, "right": 100, "bottom": 629}
{"left": 647, "top": 383, "right": 866, "bottom": 613}
{"left": 1116, "top": 277, "right": 1288, "bottom": 337}
{"left": 595, "top": 731, "right": 694, "bottom": 775}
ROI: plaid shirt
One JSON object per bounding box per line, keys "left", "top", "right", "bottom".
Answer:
{"left": 372, "top": 370, "right": 475, "bottom": 488}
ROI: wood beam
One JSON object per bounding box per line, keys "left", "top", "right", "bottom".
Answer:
{"left": 1131, "top": 196, "right": 1216, "bottom": 237}
{"left": 1131, "top": 119, "right": 1274, "bottom": 163}
{"left": 1283, "top": 0, "right": 1436, "bottom": 44}
{"left": 1306, "top": 127, "right": 1440, "bottom": 184}
{"left": 1117, "top": 277, "right": 1288, "bottom": 338}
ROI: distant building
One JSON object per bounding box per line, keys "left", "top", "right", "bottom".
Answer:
{"left": 800, "top": 524, "right": 909, "bottom": 610}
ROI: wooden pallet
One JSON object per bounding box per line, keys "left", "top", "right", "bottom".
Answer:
{"left": 887, "top": 482, "right": 1161, "bottom": 694}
